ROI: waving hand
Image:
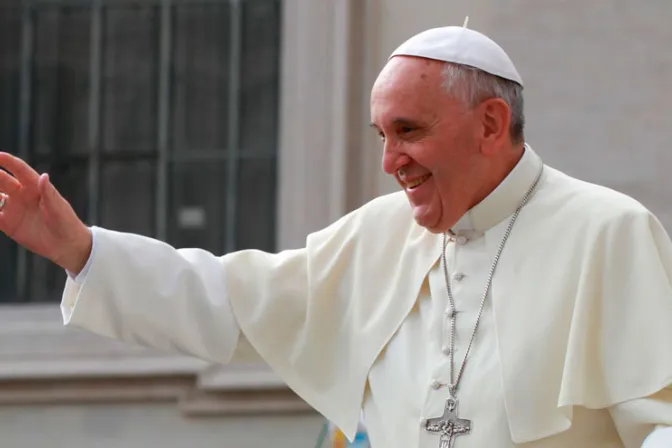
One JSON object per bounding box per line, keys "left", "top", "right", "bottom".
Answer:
{"left": 0, "top": 152, "right": 92, "bottom": 274}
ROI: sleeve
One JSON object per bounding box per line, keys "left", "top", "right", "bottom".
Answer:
{"left": 642, "top": 427, "right": 672, "bottom": 448}
{"left": 609, "top": 386, "right": 672, "bottom": 447}
{"left": 65, "top": 226, "right": 98, "bottom": 283}
{"left": 508, "top": 205, "right": 672, "bottom": 444}
{"left": 558, "top": 207, "right": 672, "bottom": 409}
{"left": 589, "top": 208, "right": 672, "bottom": 448}
{"left": 61, "top": 226, "right": 245, "bottom": 364}
{"left": 59, "top": 194, "right": 408, "bottom": 441}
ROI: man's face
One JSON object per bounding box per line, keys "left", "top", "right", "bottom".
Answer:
{"left": 370, "top": 56, "right": 486, "bottom": 233}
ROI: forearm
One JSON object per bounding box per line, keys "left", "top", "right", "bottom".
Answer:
{"left": 61, "top": 226, "right": 241, "bottom": 364}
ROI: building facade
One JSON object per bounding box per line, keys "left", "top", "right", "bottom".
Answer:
{"left": 0, "top": 0, "right": 670, "bottom": 446}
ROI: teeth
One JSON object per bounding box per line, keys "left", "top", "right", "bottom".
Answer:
{"left": 407, "top": 174, "right": 430, "bottom": 189}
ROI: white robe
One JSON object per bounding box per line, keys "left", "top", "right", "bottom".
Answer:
{"left": 61, "top": 146, "right": 672, "bottom": 447}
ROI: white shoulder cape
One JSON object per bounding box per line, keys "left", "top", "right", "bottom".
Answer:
{"left": 222, "top": 166, "right": 672, "bottom": 442}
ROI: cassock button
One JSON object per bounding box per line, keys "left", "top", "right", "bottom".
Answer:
{"left": 453, "top": 272, "right": 465, "bottom": 281}
{"left": 456, "top": 235, "right": 468, "bottom": 245}
{"left": 442, "top": 345, "right": 451, "bottom": 356}
{"left": 430, "top": 379, "right": 442, "bottom": 390}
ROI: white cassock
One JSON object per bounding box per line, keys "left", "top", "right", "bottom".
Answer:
{"left": 60, "top": 145, "right": 672, "bottom": 447}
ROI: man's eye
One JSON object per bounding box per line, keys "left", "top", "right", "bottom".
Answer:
{"left": 378, "top": 132, "right": 386, "bottom": 141}
{"left": 400, "top": 126, "right": 415, "bottom": 134}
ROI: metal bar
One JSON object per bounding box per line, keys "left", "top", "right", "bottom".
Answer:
{"left": 26, "top": 0, "right": 234, "bottom": 6}
{"left": 31, "top": 149, "right": 273, "bottom": 164}
{"left": 155, "top": 0, "right": 173, "bottom": 241}
{"left": 224, "top": 0, "right": 242, "bottom": 253}
{"left": 86, "top": 0, "right": 103, "bottom": 225}
{"left": 171, "top": 149, "right": 271, "bottom": 162}
{"left": 15, "top": 4, "right": 35, "bottom": 302}
{"left": 32, "top": 152, "right": 155, "bottom": 165}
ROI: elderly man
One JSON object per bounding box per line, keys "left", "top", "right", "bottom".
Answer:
{"left": 0, "top": 25, "right": 671, "bottom": 448}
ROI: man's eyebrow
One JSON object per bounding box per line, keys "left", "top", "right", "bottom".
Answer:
{"left": 391, "top": 117, "right": 421, "bottom": 127}
{"left": 369, "top": 118, "right": 422, "bottom": 129}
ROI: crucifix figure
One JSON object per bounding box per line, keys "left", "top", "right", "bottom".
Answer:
{"left": 425, "top": 397, "right": 471, "bottom": 448}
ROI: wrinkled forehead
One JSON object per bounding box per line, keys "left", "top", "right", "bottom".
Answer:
{"left": 372, "top": 56, "right": 444, "bottom": 94}
{"left": 370, "top": 56, "right": 457, "bottom": 124}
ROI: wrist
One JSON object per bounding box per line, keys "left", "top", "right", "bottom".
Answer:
{"left": 59, "top": 226, "right": 93, "bottom": 275}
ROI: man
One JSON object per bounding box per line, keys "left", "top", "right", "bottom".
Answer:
{"left": 0, "top": 24, "right": 671, "bottom": 448}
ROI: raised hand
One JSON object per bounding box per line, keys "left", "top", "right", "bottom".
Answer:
{"left": 0, "top": 152, "right": 92, "bottom": 274}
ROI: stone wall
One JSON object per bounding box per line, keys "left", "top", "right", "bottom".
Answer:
{"left": 0, "top": 404, "right": 323, "bottom": 448}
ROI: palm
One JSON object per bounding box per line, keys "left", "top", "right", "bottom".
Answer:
{"left": 0, "top": 152, "right": 89, "bottom": 270}
{"left": 4, "top": 186, "right": 49, "bottom": 254}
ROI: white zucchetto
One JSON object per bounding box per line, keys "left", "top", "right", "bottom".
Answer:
{"left": 389, "top": 24, "right": 524, "bottom": 86}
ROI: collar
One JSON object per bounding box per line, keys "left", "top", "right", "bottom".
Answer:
{"left": 450, "top": 144, "right": 543, "bottom": 237}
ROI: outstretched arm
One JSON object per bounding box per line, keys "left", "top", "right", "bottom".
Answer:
{"left": 61, "top": 226, "right": 244, "bottom": 363}
{"left": 0, "top": 151, "right": 253, "bottom": 363}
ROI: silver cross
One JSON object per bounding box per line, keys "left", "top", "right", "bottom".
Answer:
{"left": 425, "top": 398, "right": 471, "bottom": 448}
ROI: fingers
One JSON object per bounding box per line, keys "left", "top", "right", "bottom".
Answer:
{"left": 38, "top": 172, "right": 49, "bottom": 194}
{"left": 0, "top": 169, "right": 21, "bottom": 195}
{"left": 38, "top": 173, "right": 57, "bottom": 206}
{"left": 0, "top": 152, "right": 40, "bottom": 187}
{"left": 38, "top": 173, "right": 66, "bottom": 217}
{"left": 0, "top": 195, "right": 10, "bottom": 235}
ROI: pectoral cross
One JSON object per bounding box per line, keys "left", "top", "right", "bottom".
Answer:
{"left": 425, "top": 397, "right": 471, "bottom": 448}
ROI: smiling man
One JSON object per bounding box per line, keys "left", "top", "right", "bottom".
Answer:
{"left": 1, "top": 24, "right": 671, "bottom": 448}
{"left": 370, "top": 48, "right": 524, "bottom": 233}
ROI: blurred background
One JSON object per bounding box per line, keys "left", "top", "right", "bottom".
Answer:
{"left": 0, "top": 0, "right": 670, "bottom": 446}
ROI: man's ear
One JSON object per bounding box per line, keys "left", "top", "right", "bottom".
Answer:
{"left": 479, "top": 98, "right": 511, "bottom": 156}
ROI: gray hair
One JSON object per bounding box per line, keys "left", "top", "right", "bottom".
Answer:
{"left": 442, "top": 63, "right": 525, "bottom": 144}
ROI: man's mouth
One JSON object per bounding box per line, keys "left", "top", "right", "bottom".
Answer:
{"left": 406, "top": 174, "right": 431, "bottom": 190}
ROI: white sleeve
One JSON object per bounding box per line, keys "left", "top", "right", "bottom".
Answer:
{"left": 61, "top": 226, "right": 242, "bottom": 365}
{"left": 609, "top": 386, "right": 672, "bottom": 448}
{"left": 642, "top": 427, "right": 672, "bottom": 448}
{"left": 65, "top": 226, "right": 98, "bottom": 284}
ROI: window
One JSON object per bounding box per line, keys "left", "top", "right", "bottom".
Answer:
{"left": 0, "top": 0, "right": 281, "bottom": 303}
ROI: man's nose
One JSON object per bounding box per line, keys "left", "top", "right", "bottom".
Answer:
{"left": 381, "top": 142, "right": 410, "bottom": 175}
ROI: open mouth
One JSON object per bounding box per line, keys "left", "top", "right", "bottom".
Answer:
{"left": 406, "top": 174, "right": 431, "bottom": 190}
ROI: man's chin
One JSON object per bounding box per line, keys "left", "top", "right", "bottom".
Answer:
{"left": 411, "top": 206, "right": 440, "bottom": 232}
{"left": 409, "top": 205, "right": 453, "bottom": 234}
{"left": 414, "top": 221, "right": 446, "bottom": 234}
